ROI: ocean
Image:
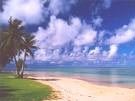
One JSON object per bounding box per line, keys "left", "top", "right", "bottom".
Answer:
{"left": 5, "top": 64, "right": 135, "bottom": 88}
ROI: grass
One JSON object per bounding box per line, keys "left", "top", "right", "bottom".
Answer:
{"left": 0, "top": 73, "right": 54, "bottom": 101}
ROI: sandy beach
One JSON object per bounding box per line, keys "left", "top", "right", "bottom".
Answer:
{"left": 28, "top": 75, "right": 135, "bottom": 101}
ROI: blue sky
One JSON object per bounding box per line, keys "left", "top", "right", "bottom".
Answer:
{"left": 1, "top": 0, "right": 135, "bottom": 67}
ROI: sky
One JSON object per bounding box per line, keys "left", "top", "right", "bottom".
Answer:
{"left": 0, "top": 0, "right": 135, "bottom": 67}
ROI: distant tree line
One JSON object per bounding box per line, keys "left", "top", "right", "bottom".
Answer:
{"left": 0, "top": 17, "right": 37, "bottom": 78}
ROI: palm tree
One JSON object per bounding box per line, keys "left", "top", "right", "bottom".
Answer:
{"left": 0, "top": 17, "right": 37, "bottom": 78}
{"left": 0, "top": 29, "right": 12, "bottom": 69}
{"left": 3, "top": 17, "right": 25, "bottom": 76}
{"left": 0, "top": 31, "right": 8, "bottom": 69}
{"left": 16, "top": 58, "right": 26, "bottom": 76}
{"left": 19, "top": 34, "right": 37, "bottom": 78}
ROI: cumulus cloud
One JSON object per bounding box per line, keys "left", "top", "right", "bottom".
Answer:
{"left": 48, "top": 0, "right": 78, "bottom": 15}
{"left": 104, "top": 18, "right": 135, "bottom": 61}
{"left": 34, "top": 16, "right": 98, "bottom": 61}
{"left": 34, "top": 16, "right": 80, "bottom": 61}
{"left": 0, "top": 0, "right": 79, "bottom": 24}
{"left": 87, "top": 45, "right": 118, "bottom": 60}
{"left": 33, "top": 15, "right": 122, "bottom": 61}
{"left": 108, "top": 18, "right": 135, "bottom": 45}
{"left": 89, "top": 47, "right": 101, "bottom": 55}
{"left": 92, "top": 16, "right": 103, "bottom": 27}
{"left": 34, "top": 49, "right": 49, "bottom": 61}
{"left": 0, "top": 0, "right": 45, "bottom": 24}
{"left": 107, "top": 44, "right": 118, "bottom": 58}
{"left": 74, "top": 27, "right": 97, "bottom": 46}
{"left": 35, "top": 16, "right": 81, "bottom": 48}
{"left": 87, "top": 47, "right": 101, "bottom": 60}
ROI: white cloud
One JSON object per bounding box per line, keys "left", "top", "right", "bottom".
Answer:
{"left": 34, "top": 16, "right": 98, "bottom": 61}
{"left": 33, "top": 14, "right": 121, "bottom": 61}
{"left": 105, "top": 18, "right": 135, "bottom": 61}
{"left": 74, "top": 27, "right": 97, "bottom": 46}
{"left": 48, "top": 0, "right": 78, "bottom": 15}
{"left": 107, "top": 44, "right": 118, "bottom": 58}
{"left": 0, "top": 0, "right": 78, "bottom": 24}
{"left": 0, "top": 0, "right": 45, "bottom": 24}
{"left": 108, "top": 18, "right": 135, "bottom": 45}
{"left": 98, "top": 31, "right": 105, "bottom": 45}
{"left": 82, "top": 46, "right": 89, "bottom": 53}
{"left": 87, "top": 45, "right": 118, "bottom": 60}
{"left": 89, "top": 47, "right": 100, "bottom": 55}
{"left": 35, "top": 16, "right": 81, "bottom": 49}
{"left": 92, "top": 16, "right": 103, "bottom": 27}
{"left": 34, "top": 16, "right": 81, "bottom": 61}
{"left": 34, "top": 49, "right": 49, "bottom": 61}
{"left": 49, "top": 16, "right": 81, "bottom": 46}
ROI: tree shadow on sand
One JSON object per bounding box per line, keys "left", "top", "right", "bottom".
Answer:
{"left": 28, "top": 78, "right": 59, "bottom": 81}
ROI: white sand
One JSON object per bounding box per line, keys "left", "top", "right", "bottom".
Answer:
{"left": 28, "top": 76, "right": 135, "bottom": 101}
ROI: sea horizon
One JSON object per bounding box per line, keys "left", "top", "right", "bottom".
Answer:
{"left": 5, "top": 64, "right": 135, "bottom": 88}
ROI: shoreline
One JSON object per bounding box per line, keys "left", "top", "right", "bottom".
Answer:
{"left": 25, "top": 71, "right": 135, "bottom": 89}
{"left": 27, "top": 75, "right": 135, "bottom": 101}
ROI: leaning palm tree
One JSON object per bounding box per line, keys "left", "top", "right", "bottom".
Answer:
{"left": 3, "top": 17, "right": 25, "bottom": 76}
{"left": 1, "top": 17, "right": 37, "bottom": 78}
{"left": 19, "top": 34, "right": 37, "bottom": 78}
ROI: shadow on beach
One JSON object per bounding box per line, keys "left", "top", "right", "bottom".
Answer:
{"left": 28, "top": 77, "right": 59, "bottom": 81}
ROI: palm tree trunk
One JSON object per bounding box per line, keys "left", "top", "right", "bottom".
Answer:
{"left": 13, "top": 56, "right": 19, "bottom": 76}
{"left": 20, "top": 65, "right": 24, "bottom": 78}
{"left": 20, "top": 51, "right": 26, "bottom": 78}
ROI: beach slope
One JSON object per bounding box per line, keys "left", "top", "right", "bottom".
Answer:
{"left": 29, "top": 76, "right": 135, "bottom": 101}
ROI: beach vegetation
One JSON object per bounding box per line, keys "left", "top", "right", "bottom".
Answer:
{"left": 0, "top": 73, "right": 53, "bottom": 101}
{"left": 0, "top": 17, "right": 37, "bottom": 78}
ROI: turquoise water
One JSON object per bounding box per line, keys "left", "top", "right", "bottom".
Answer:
{"left": 26, "top": 66, "right": 135, "bottom": 88}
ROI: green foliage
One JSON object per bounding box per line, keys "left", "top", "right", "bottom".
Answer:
{"left": 0, "top": 29, "right": 11, "bottom": 68}
{"left": 0, "top": 17, "right": 37, "bottom": 77}
{"left": 0, "top": 73, "right": 53, "bottom": 101}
